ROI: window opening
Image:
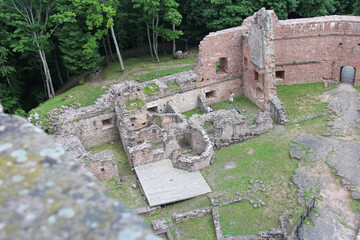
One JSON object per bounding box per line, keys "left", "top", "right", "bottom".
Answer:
{"left": 102, "top": 119, "right": 113, "bottom": 130}
{"left": 216, "top": 58, "right": 229, "bottom": 74}
{"left": 254, "top": 71, "right": 259, "bottom": 81}
{"left": 205, "top": 90, "right": 216, "bottom": 98}
{"left": 276, "top": 71, "right": 285, "bottom": 79}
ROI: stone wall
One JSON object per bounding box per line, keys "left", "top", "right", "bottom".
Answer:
{"left": 85, "top": 151, "right": 120, "bottom": 182}
{"left": 174, "top": 124, "right": 215, "bottom": 172}
{"left": 269, "top": 96, "right": 290, "bottom": 124}
{"left": 193, "top": 19, "right": 252, "bottom": 90}
{"left": 127, "top": 142, "right": 154, "bottom": 168}
{"left": 172, "top": 207, "right": 212, "bottom": 223}
{"left": 189, "top": 110, "right": 273, "bottom": 149}
{"left": 241, "top": 9, "right": 277, "bottom": 111}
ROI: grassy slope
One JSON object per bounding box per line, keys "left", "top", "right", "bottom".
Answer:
{"left": 29, "top": 84, "right": 106, "bottom": 115}
{"left": 30, "top": 52, "right": 197, "bottom": 117}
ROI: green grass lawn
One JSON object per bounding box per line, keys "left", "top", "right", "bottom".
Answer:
{"left": 101, "top": 53, "right": 197, "bottom": 83}
{"left": 90, "top": 141, "right": 131, "bottom": 176}
{"left": 29, "top": 83, "right": 107, "bottom": 115}
{"left": 182, "top": 108, "right": 204, "bottom": 118}
{"left": 276, "top": 82, "right": 337, "bottom": 122}
{"left": 175, "top": 215, "right": 216, "bottom": 240}
{"left": 144, "top": 195, "right": 212, "bottom": 238}
{"left": 210, "top": 96, "right": 263, "bottom": 125}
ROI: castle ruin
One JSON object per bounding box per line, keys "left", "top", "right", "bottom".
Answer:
{"left": 49, "top": 8, "right": 360, "bottom": 207}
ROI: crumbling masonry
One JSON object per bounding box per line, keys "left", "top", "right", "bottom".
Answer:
{"left": 49, "top": 8, "right": 360, "bottom": 206}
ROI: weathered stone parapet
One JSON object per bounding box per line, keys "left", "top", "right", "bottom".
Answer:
{"left": 172, "top": 207, "right": 213, "bottom": 223}
{"left": 51, "top": 134, "right": 87, "bottom": 160}
{"left": 269, "top": 96, "right": 290, "bottom": 124}
{"left": 0, "top": 113, "right": 157, "bottom": 240}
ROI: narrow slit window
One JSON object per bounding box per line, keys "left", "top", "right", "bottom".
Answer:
{"left": 254, "top": 71, "right": 259, "bottom": 81}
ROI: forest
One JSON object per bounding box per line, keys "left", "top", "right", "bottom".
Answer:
{"left": 0, "top": 0, "right": 359, "bottom": 114}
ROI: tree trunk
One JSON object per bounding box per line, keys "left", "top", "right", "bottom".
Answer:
{"left": 107, "top": 32, "right": 115, "bottom": 61}
{"left": 38, "top": 49, "right": 55, "bottom": 98}
{"left": 152, "top": 15, "right": 160, "bottom": 63}
{"left": 172, "top": 23, "right": 176, "bottom": 56}
{"left": 39, "top": 63, "right": 47, "bottom": 98}
{"left": 53, "top": 50, "right": 64, "bottom": 85}
{"left": 110, "top": 25, "right": 124, "bottom": 71}
{"left": 162, "top": 38, "right": 166, "bottom": 55}
{"left": 102, "top": 37, "right": 110, "bottom": 66}
{"left": 146, "top": 22, "right": 154, "bottom": 60}
{"left": 2, "top": 63, "right": 11, "bottom": 87}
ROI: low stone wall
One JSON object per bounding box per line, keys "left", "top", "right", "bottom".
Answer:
{"left": 134, "top": 206, "right": 161, "bottom": 217}
{"left": 212, "top": 207, "right": 224, "bottom": 240}
{"left": 269, "top": 96, "right": 290, "bottom": 125}
{"left": 172, "top": 207, "right": 212, "bottom": 223}
{"left": 151, "top": 218, "right": 174, "bottom": 240}
{"left": 225, "top": 229, "right": 283, "bottom": 240}
{"left": 190, "top": 110, "right": 273, "bottom": 150}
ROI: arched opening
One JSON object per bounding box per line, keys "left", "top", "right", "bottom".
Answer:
{"left": 340, "top": 66, "right": 356, "bottom": 84}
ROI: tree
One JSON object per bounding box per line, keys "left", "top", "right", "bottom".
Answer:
{"left": 293, "top": 0, "right": 337, "bottom": 17}
{"left": 157, "top": 0, "right": 183, "bottom": 55}
{"left": 177, "top": 0, "right": 211, "bottom": 46}
{"left": 1, "top": 0, "right": 73, "bottom": 98}
{"left": 353, "top": 0, "right": 360, "bottom": 15}
{"left": 133, "top": 0, "right": 182, "bottom": 62}
{"left": 202, "top": 0, "right": 256, "bottom": 31}
{"left": 0, "top": 46, "right": 15, "bottom": 87}
{"left": 257, "top": 0, "right": 298, "bottom": 19}
{"left": 56, "top": 0, "right": 115, "bottom": 75}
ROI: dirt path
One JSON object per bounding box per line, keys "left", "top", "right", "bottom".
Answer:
{"left": 289, "top": 83, "right": 360, "bottom": 239}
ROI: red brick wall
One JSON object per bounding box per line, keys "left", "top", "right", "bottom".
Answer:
{"left": 194, "top": 10, "right": 360, "bottom": 113}
{"left": 274, "top": 16, "right": 360, "bottom": 86}
{"left": 194, "top": 22, "right": 253, "bottom": 100}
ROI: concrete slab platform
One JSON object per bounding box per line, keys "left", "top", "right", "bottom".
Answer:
{"left": 135, "top": 159, "right": 212, "bottom": 207}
